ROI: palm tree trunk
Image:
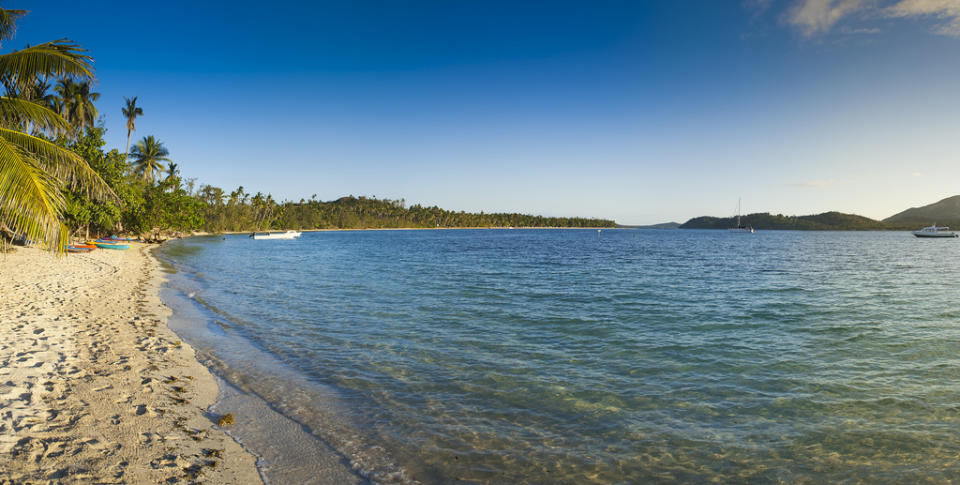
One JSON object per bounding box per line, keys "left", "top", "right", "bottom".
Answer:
{"left": 125, "top": 130, "right": 131, "bottom": 159}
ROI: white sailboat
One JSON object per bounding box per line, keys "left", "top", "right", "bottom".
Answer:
{"left": 728, "top": 198, "right": 754, "bottom": 233}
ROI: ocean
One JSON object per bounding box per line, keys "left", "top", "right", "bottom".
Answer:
{"left": 157, "top": 229, "right": 960, "bottom": 483}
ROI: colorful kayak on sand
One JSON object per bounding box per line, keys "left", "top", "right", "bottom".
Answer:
{"left": 67, "top": 245, "right": 95, "bottom": 253}
{"left": 93, "top": 242, "right": 130, "bottom": 250}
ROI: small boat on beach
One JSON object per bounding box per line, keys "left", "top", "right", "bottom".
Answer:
{"left": 89, "top": 240, "right": 131, "bottom": 249}
{"left": 67, "top": 245, "right": 95, "bottom": 253}
{"left": 250, "top": 230, "right": 302, "bottom": 240}
{"left": 913, "top": 225, "right": 958, "bottom": 238}
{"left": 94, "top": 242, "right": 130, "bottom": 249}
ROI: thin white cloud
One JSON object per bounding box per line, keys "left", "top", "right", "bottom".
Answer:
{"left": 911, "top": 171, "right": 924, "bottom": 177}
{"left": 786, "top": 0, "right": 871, "bottom": 36}
{"left": 773, "top": 0, "right": 960, "bottom": 36}
{"left": 839, "top": 25, "right": 883, "bottom": 33}
{"left": 794, "top": 178, "right": 838, "bottom": 188}
{"left": 887, "top": 0, "right": 960, "bottom": 36}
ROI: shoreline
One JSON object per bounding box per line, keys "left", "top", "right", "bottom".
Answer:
{"left": 190, "top": 226, "right": 616, "bottom": 236}
{"left": 0, "top": 245, "right": 261, "bottom": 483}
{"left": 156, "top": 242, "right": 393, "bottom": 484}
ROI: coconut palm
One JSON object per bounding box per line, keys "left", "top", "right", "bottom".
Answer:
{"left": 164, "top": 162, "right": 179, "bottom": 181}
{"left": 122, "top": 96, "right": 142, "bottom": 157}
{"left": 128, "top": 135, "right": 171, "bottom": 182}
{"left": 54, "top": 78, "right": 99, "bottom": 134}
{"left": 0, "top": 10, "right": 115, "bottom": 252}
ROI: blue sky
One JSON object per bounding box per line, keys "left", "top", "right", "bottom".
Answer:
{"left": 8, "top": 0, "right": 960, "bottom": 224}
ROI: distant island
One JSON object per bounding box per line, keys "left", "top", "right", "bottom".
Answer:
{"left": 679, "top": 196, "right": 960, "bottom": 230}
{"left": 617, "top": 222, "right": 681, "bottom": 229}
{"left": 882, "top": 195, "right": 960, "bottom": 228}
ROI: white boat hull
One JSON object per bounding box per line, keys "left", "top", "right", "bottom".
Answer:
{"left": 913, "top": 225, "right": 957, "bottom": 238}
{"left": 251, "top": 231, "right": 302, "bottom": 240}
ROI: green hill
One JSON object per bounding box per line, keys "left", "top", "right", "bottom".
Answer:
{"left": 883, "top": 195, "right": 960, "bottom": 227}
{"left": 617, "top": 222, "right": 681, "bottom": 229}
{"left": 680, "top": 211, "right": 888, "bottom": 230}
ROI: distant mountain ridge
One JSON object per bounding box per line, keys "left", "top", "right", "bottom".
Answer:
{"left": 679, "top": 195, "right": 960, "bottom": 230}
{"left": 680, "top": 212, "right": 886, "bottom": 230}
{"left": 618, "top": 222, "right": 681, "bottom": 229}
{"left": 883, "top": 195, "right": 960, "bottom": 225}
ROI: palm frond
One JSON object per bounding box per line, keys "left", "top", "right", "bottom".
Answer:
{"left": 0, "top": 128, "right": 116, "bottom": 202}
{"left": 0, "top": 136, "right": 67, "bottom": 252}
{"left": 0, "top": 97, "right": 68, "bottom": 133}
{"left": 0, "top": 40, "right": 94, "bottom": 90}
{"left": 0, "top": 8, "right": 28, "bottom": 45}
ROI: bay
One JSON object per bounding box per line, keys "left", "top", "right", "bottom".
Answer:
{"left": 158, "top": 229, "right": 960, "bottom": 483}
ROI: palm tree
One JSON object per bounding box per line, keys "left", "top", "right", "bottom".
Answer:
{"left": 0, "top": 9, "right": 114, "bottom": 252}
{"left": 121, "top": 96, "right": 142, "bottom": 157}
{"left": 54, "top": 78, "right": 99, "bottom": 134}
{"left": 164, "top": 162, "right": 178, "bottom": 181}
{"left": 128, "top": 135, "right": 171, "bottom": 182}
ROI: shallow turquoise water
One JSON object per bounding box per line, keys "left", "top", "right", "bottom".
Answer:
{"left": 159, "top": 229, "right": 960, "bottom": 483}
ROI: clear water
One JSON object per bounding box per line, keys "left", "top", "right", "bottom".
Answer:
{"left": 158, "top": 229, "right": 960, "bottom": 483}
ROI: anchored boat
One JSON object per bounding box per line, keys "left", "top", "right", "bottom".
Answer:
{"left": 250, "top": 230, "right": 302, "bottom": 240}
{"left": 728, "top": 198, "right": 754, "bottom": 233}
{"left": 913, "top": 225, "right": 958, "bottom": 238}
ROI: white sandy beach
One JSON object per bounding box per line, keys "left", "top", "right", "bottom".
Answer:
{"left": 0, "top": 245, "right": 261, "bottom": 483}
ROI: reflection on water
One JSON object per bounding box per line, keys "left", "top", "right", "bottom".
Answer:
{"left": 160, "top": 230, "right": 960, "bottom": 483}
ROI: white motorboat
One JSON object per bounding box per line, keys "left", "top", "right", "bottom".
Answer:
{"left": 728, "top": 198, "right": 754, "bottom": 233}
{"left": 913, "top": 225, "right": 957, "bottom": 238}
{"left": 250, "top": 230, "right": 302, "bottom": 240}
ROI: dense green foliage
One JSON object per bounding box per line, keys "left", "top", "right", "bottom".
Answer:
{"left": 680, "top": 211, "right": 894, "bottom": 230}
{"left": 0, "top": 6, "right": 115, "bottom": 252}
{"left": 198, "top": 193, "right": 615, "bottom": 232}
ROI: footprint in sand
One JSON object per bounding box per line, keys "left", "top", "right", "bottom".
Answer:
{"left": 11, "top": 437, "right": 48, "bottom": 463}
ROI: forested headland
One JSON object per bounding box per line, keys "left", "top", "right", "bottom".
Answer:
{"left": 199, "top": 189, "right": 614, "bottom": 232}
{"left": 679, "top": 211, "right": 914, "bottom": 230}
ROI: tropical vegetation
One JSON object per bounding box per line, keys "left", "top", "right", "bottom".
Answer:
{"left": 197, "top": 194, "right": 615, "bottom": 233}
{"left": 0, "top": 7, "right": 114, "bottom": 252}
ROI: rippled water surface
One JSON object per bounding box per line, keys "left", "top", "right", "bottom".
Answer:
{"left": 159, "top": 229, "right": 960, "bottom": 483}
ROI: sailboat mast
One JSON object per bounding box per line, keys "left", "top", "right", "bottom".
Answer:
{"left": 737, "top": 197, "right": 742, "bottom": 228}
